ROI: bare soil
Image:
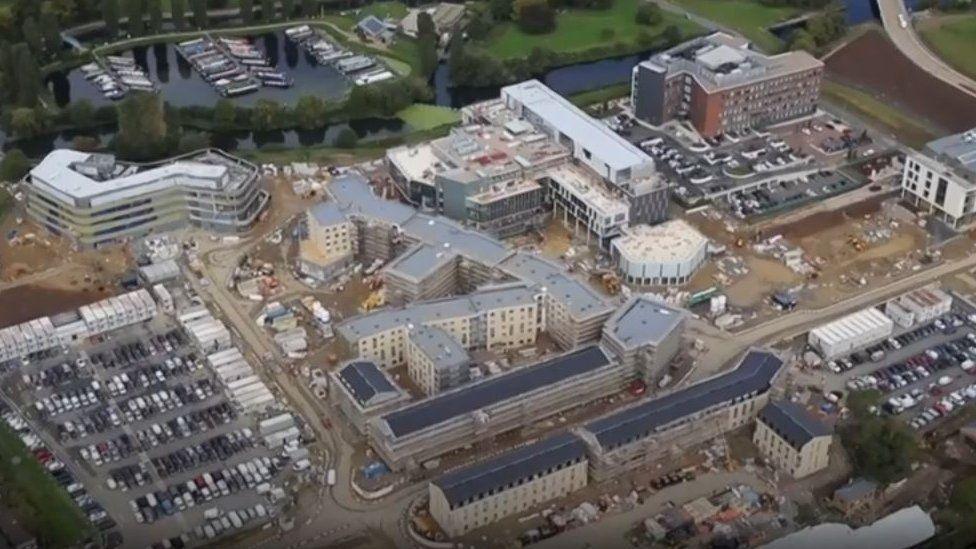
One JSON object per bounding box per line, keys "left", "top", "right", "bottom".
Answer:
{"left": 0, "top": 285, "right": 113, "bottom": 329}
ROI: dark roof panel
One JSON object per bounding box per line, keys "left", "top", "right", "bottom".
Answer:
{"left": 339, "top": 360, "right": 397, "bottom": 407}
{"left": 433, "top": 432, "right": 586, "bottom": 507}
{"left": 584, "top": 350, "right": 783, "bottom": 449}
{"left": 758, "top": 400, "right": 831, "bottom": 449}
{"left": 382, "top": 346, "right": 611, "bottom": 438}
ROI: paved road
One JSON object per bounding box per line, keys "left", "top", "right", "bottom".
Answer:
{"left": 877, "top": 0, "right": 976, "bottom": 99}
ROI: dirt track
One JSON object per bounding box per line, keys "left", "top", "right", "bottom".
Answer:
{"left": 826, "top": 29, "right": 976, "bottom": 133}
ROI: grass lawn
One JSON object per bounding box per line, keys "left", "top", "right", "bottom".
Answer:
{"left": 481, "top": 0, "right": 703, "bottom": 59}
{"left": 822, "top": 81, "right": 936, "bottom": 149}
{"left": 920, "top": 15, "right": 976, "bottom": 81}
{"left": 0, "top": 424, "right": 92, "bottom": 547}
{"left": 569, "top": 82, "right": 630, "bottom": 107}
{"left": 397, "top": 104, "right": 461, "bottom": 131}
{"left": 669, "top": 0, "right": 798, "bottom": 53}
{"left": 322, "top": 1, "right": 410, "bottom": 31}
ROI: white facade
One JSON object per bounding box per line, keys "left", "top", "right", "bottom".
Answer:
{"left": 546, "top": 165, "right": 629, "bottom": 245}
{"left": 612, "top": 220, "right": 708, "bottom": 286}
{"left": 808, "top": 308, "right": 894, "bottom": 359}
{"left": 885, "top": 286, "right": 952, "bottom": 328}
{"left": 900, "top": 129, "right": 976, "bottom": 229}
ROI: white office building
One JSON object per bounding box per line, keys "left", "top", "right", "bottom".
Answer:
{"left": 612, "top": 219, "right": 708, "bottom": 286}
{"left": 901, "top": 128, "right": 976, "bottom": 229}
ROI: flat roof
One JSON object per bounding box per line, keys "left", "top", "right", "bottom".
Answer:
{"left": 499, "top": 252, "right": 612, "bottom": 320}
{"left": 409, "top": 325, "right": 470, "bottom": 371}
{"left": 432, "top": 431, "right": 586, "bottom": 507}
{"left": 309, "top": 202, "right": 350, "bottom": 227}
{"left": 925, "top": 128, "right": 976, "bottom": 182}
{"left": 583, "top": 350, "right": 782, "bottom": 449}
{"left": 501, "top": 80, "right": 652, "bottom": 172}
{"left": 327, "top": 173, "right": 417, "bottom": 226}
{"left": 384, "top": 243, "right": 458, "bottom": 283}
{"left": 758, "top": 400, "right": 831, "bottom": 449}
{"left": 402, "top": 215, "right": 511, "bottom": 266}
{"left": 603, "top": 295, "right": 685, "bottom": 350}
{"left": 612, "top": 220, "right": 708, "bottom": 265}
{"left": 380, "top": 346, "right": 610, "bottom": 438}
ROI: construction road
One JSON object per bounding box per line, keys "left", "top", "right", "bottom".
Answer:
{"left": 877, "top": 0, "right": 976, "bottom": 99}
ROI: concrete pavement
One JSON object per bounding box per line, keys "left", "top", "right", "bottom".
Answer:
{"left": 877, "top": 0, "right": 976, "bottom": 99}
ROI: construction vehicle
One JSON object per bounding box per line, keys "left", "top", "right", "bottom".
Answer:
{"left": 601, "top": 273, "right": 621, "bottom": 295}
{"left": 362, "top": 291, "right": 386, "bottom": 312}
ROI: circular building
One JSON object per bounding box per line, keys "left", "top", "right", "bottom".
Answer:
{"left": 612, "top": 219, "right": 708, "bottom": 286}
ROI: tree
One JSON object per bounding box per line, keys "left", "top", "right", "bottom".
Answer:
{"left": 301, "top": 0, "right": 316, "bottom": 17}
{"left": 466, "top": 5, "right": 495, "bottom": 40}
{"left": 513, "top": 0, "right": 555, "bottom": 34}
{"left": 417, "top": 35, "right": 437, "bottom": 78}
{"left": 190, "top": 0, "right": 206, "bottom": 28}
{"left": 147, "top": 0, "right": 162, "bottom": 33}
{"left": 116, "top": 91, "right": 168, "bottom": 160}
{"left": 213, "top": 98, "right": 237, "bottom": 130}
{"left": 335, "top": 127, "right": 357, "bottom": 148}
{"left": 293, "top": 95, "right": 327, "bottom": 130}
{"left": 0, "top": 149, "right": 30, "bottom": 182}
{"left": 69, "top": 98, "right": 96, "bottom": 127}
{"left": 417, "top": 11, "right": 437, "bottom": 39}
{"left": 260, "top": 0, "right": 273, "bottom": 21}
{"left": 177, "top": 131, "right": 210, "bottom": 153}
{"left": 250, "top": 99, "right": 284, "bottom": 130}
{"left": 171, "top": 0, "right": 186, "bottom": 30}
{"left": 790, "top": 29, "right": 817, "bottom": 53}
{"left": 489, "top": 0, "right": 513, "bottom": 20}
{"left": 12, "top": 43, "right": 42, "bottom": 107}
{"left": 635, "top": 2, "right": 662, "bottom": 25}
{"left": 9, "top": 107, "right": 44, "bottom": 138}
{"left": 663, "top": 24, "right": 681, "bottom": 44}
{"left": 125, "top": 0, "right": 144, "bottom": 37}
{"left": 22, "top": 17, "right": 43, "bottom": 57}
{"left": 841, "top": 399, "right": 918, "bottom": 485}
{"left": 282, "top": 0, "right": 294, "bottom": 18}
{"left": 40, "top": 11, "right": 63, "bottom": 58}
{"left": 102, "top": 0, "right": 120, "bottom": 38}
{"left": 240, "top": 0, "right": 254, "bottom": 24}
{"left": 0, "top": 41, "right": 15, "bottom": 105}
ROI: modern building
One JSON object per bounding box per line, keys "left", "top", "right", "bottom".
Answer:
{"left": 407, "top": 325, "right": 471, "bottom": 396}
{"left": 808, "top": 308, "right": 894, "bottom": 360}
{"left": 900, "top": 128, "right": 976, "bottom": 229}
{"left": 330, "top": 360, "right": 409, "bottom": 435}
{"left": 577, "top": 349, "right": 783, "bottom": 481}
{"left": 465, "top": 179, "right": 547, "bottom": 238}
{"left": 299, "top": 202, "right": 359, "bottom": 281}
{"left": 545, "top": 164, "right": 630, "bottom": 248}
{"left": 632, "top": 32, "right": 824, "bottom": 137}
{"left": 382, "top": 243, "right": 460, "bottom": 302}
{"left": 26, "top": 149, "right": 269, "bottom": 247}
{"left": 884, "top": 285, "right": 953, "bottom": 329}
{"left": 754, "top": 400, "right": 833, "bottom": 478}
{"left": 600, "top": 295, "right": 686, "bottom": 381}
{"left": 336, "top": 283, "right": 543, "bottom": 369}
{"left": 612, "top": 219, "right": 709, "bottom": 286}
{"left": 429, "top": 432, "right": 588, "bottom": 537}
{"left": 368, "top": 346, "right": 625, "bottom": 470}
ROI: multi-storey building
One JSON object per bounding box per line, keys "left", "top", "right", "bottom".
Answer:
{"left": 429, "top": 432, "right": 588, "bottom": 537}
{"left": 329, "top": 360, "right": 409, "bottom": 435}
{"left": 369, "top": 346, "right": 625, "bottom": 471}
{"left": 600, "top": 295, "right": 686, "bottom": 381}
{"left": 26, "top": 149, "right": 269, "bottom": 247}
{"left": 299, "top": 202, "right": 359, "bottom": 281}
{"left": 465, "top": 179, "right": 547, "bottom": 238}
{"left": 406, "top": 325, "right": 471, "bottom": 396}
{"left": 900, "top": 128, "right": 976, "bottom": 229}
{"left": 754, "top": 400, "right": 832, "bottom": 478}
{"left": 545, "top": 165, "right": 630, "bottom": 248}
{"left": 632, "top": 32, "right": 823, "bottom": 138}
{"left": 383, "top": 243, "right": 461, "bottom": 302}
{"left": 612, "top": 220, "right": 709, "bottom": 286}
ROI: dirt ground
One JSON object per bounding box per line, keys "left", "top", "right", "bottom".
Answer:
{"left": 825, "top": 29, "right": 976, "bottom": 133}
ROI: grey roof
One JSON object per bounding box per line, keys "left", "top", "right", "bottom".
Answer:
{"left": 583, "top": 350, "right": 783, "bottom": 449}
{"left": 337, "top": 360, "right": 401, "bottom": 408}
{"left": 408, "top": 326, "right": 470, "bottom": 371}
{"left": 327, "top": 173, "right": 416, "bottom": 226}
{"left": 499, "top": 252, "right": 612, "bottom": 320}
{"left": 759, "top": 400, "right": 831, "bottom": 449}
{"left": 384, "top": 243, "right": 458, "bottom": 283}
{"left": 381, "top": 346, "right": 611, "bottom": 438}
{"left": 926, "top": 128, "right": 976, "bottom": 179}
{"left": 402, "top": 215, "right": 511, "bottom": 266}
{"left": 357, "top": 15, "right": 387, "bottom": 36}
{"left": 433, "top": 432, "right": 586, "bottom": 507}
{"left": 833, "top": 478, "right": 879, "bottom": 503}
{"left": 309, "top": 202, "right": 349, "bottom": 227}
{"left": 468, "top": 282, "right": 539, "bottom": 311}
{"left": 603, "top": 295, "right": 685, "bottom": 350}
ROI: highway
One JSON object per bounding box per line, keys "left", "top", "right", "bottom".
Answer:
{"left": 877, "top": 0, "right": 976, "bottom": 99}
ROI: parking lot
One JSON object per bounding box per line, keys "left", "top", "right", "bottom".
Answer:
{"left": 824, "top": 301, "right": 976, "bottom": 433}
{"left": 0, "top": 315, "right": 295, "bottom": 548}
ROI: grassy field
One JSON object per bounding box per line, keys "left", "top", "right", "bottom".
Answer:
{"left": 669, "top": 0, "right": 798, "bottom": 52}
{"left": 396, "top": 104, "right": 461, "bottom": 131}
{"left": 481, "top": 0, "right": 702, "bottom": 59}
{"left": 0, "top": 424, "right": 92, "bottom": 547}
{"left": 322, "top": 1, "right": 410, "bottom": 31}
{"left": 822, "top": 80, "right": 936, "bottom": 149}
{"left": 920, "top": 15, "right": 976, "bottom": 81}
{"left": 569, "top": 82, "right": 630, "bottom": 107}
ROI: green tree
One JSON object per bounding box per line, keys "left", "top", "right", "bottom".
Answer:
{"left": 69, "top": 99, "right": 96, "bottom": 127}
{"left": 102, "top": 0, "right": 120, "bottom": 38}
{"left": 0, "top": 41, "right": 15, "bottom": 105}
{"left": 841, "top": 413, "right": 918, "bottom": 485}
{"left": 635, "top": 2, "right": 662, "bottom": 25}
{"left": 790, "top": 29, "right": 817, "bottom": 53}
{"left": 213, "top": 98, "right": 237, "bottom": 130}
{"left": 0, "top": 149, "right": 30, "bottom": 182}
{"left": 171, "top": 0, "right": 186, "bottom": 30}
{"left": 260, "top": 0, "right": 273, "bottom": 21}
{"left": 417, "top": 11, "right": 437, "bottom": 39}
{"left": 301, "top": 0, "right": 316, "bottom": 17}
{"left": 240, "top": 0, "right": 254, "bottom": 24}
{"left": 40, "top": 11, "right": 63, "bottom": 57}
{"left": 293, "top": 95, "right": 327, "bottom": 130}
{"left": 147, "top": 0, "right": 162, "bottom": 33}
{"left": 335, "top": 127, "right": 357, "bottom": 148}
{"left": 9, "top": 107, "right": 44, "bottom": 138}
{"left": 513, "top": 0, "right": 555, "bottom": 34}
{"left": 12, "top": 43, "right": 42, "bottom": 107}
{"left": 250, "top": 99, "right": 284, "bottom": 130}
{"left": 116, "top": 91, "right": 168, "bottom": 160}
{"left": 177, "top": 131, "right": 210, "bottom": 153}
{"left": 282, "top": 0, "right": 294, "bottom": 18}
{"left": 489, "top": 0, "right": 513, "bottom": 20}
{"left": 125, "top": 0, "right": 144, "bottom": 37}
{"left": 190, "top": 0, "right": 206, "bottom": 28}
{"left": 22, "top": 17, "right": 44, "bottom": 57}
{"left": 466, "top": 5, "right": 495, "bottom": 40}
{"left": 417, "top": 35, "right": 438, "bottom": 78}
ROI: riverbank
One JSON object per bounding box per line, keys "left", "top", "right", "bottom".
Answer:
{"left": 667, "top": 0, "right": 798, "bottom": 52}
{"left": 918, "top": 13, "right": 976, "bottom": 81}
{"left": 821, "top": 80, "right": 936, "bottom": 149}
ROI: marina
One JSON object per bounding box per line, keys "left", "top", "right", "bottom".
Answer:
{"left": 79, "top": 54, "right": 157, "bottom": 100}
{"left": 285, "top": 25, "right": 394, "bottom": 86}
{"left": 175, "top": 35, "right": 294, "bottom": 98}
